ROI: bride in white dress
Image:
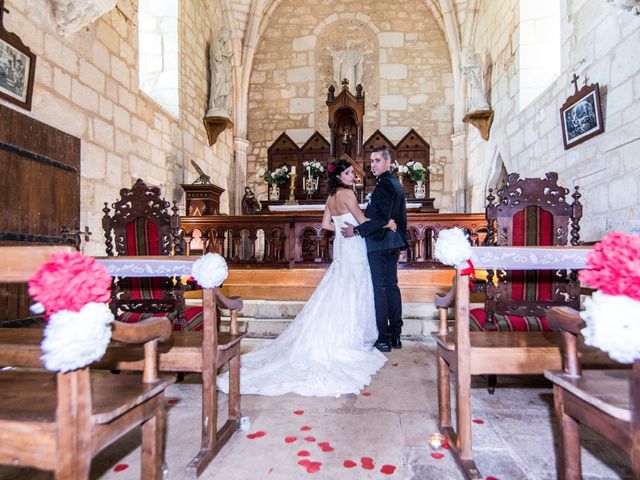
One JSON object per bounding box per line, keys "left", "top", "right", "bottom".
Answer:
{"left": 217, "top": 160, "right": 394, "bottom": 397}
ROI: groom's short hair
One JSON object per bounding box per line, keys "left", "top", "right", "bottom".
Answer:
{"left": 372, "top": 146, "right": 391, "bottom": 162}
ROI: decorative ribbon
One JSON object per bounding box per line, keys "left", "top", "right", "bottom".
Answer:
{"left": 460, "top": 259, "right": 476, "bottom": 289}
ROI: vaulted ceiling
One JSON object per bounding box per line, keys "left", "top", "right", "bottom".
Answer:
{"left": 218, "top": 0, "right": 482, "bottom": 136}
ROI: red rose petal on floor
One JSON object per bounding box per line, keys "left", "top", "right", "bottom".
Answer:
{"left": 361, "top": 391, "right": 372, "bottom": 396}
{"left": 361, "top": 457, "right": 375, "bottom": 470}
{"left": 285, "top": 436, "right": 297, "bottom": 443}
{"left": 391, "top": 363, "right": 398, "bottom": 367}
{"left": 304, "top": 436, "right": 316, "bottom": 442}
{"left": 246, "top": 430, "right": 267, "bottom": 439}
{"left": 166, "top": 398, "right": 179, "bottom": 405}
{"left": 300, "top": 426, "right": 312, "bottom": 431}
{"left": 486, "top": 477, "right": 499, "bottom": 480}
{"left": 442, "top": 437, "right": 450, "bottom": 450}
{"left": 306, "top": 461, "right": 322, "bottom": 473}
{"left": 431, "top": 452, "right": 445, "bottom": 460}
{"left": 381, "top": 464, "right": 396, "bottom": 475}
{"left": 472, "top": 419, "right": 485, "bottom": 424}
{"left": 298, "top": 459, "right": 311, "bottom": 467}
{"left": 113, "top": 464, "right": 129, "bottom": 472}
{"left": 297, "top": 450, "right": 311, "bottom": 457}
{"left": 343, "top": 460, "right": 357, "bottom": 468}
{"left": 294, "top": 410, "right": 304, "bottom": 415}
{"left": 317, "top": 442, "right": 334, "bottom": 452}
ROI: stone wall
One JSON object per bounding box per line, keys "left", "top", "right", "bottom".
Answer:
{"left": 469, "top": 0, "right": 640, "bottom": 240}
{"left": 245, "top": 0, "right": 454, "bottom": 211}
{"left": 2, "top": 0, "right": 234, "bottom": 254}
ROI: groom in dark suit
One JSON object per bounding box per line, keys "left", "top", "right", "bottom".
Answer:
{"left": 342, "top": 146, "right": 408, "bottom": 352}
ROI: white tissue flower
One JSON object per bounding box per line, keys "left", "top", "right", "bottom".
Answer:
{"left": 191, "top": 253, "right": 228, "bottom": 288}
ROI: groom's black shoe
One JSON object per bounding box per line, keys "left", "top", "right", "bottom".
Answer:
{"left": 373, "top": 339, "right": 391, "bottom": 353}
{"left": 390, "top": 335, "right": 402, "bottom": 349}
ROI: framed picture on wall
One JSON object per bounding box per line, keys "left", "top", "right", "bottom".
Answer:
{"left": 0, "top": 10, "right": 36, "bottom": 111}
{"left": 560, "top": 82, "right": 604, "bottom": 150}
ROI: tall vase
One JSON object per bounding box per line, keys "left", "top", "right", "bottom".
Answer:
{"left": 414, "top": 180, "right": 426, "bottom": 199}
{"left": 269, "top": 184, "right": 280, "bottom": 201}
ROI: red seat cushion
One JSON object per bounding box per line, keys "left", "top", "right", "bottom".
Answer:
{"left": 117, "top": 306, "right": 205, "bottom": 332}
{"left": 469, "top": 307, "right": 550, "bottom": 332}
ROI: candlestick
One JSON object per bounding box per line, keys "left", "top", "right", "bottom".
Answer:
{"left": 285, "top": 173, "right": 298, "bottom": 205}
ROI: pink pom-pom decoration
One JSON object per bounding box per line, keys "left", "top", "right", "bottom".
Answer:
{"left": 28, "top": 251, "right": 113, "bottom": 316}
{"left": 579, "top": 231, "right": 640, "bottom": 302}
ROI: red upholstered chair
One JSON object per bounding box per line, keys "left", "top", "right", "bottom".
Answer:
{"left": 102, "top": 179, "right": 204, "bottom": 331}
{"left": 470, "top": 172, "right": 583, "bottom": 333}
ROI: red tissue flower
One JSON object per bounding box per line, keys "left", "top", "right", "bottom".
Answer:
{"left": 28, "top": 251, "right": 112, "bottom": 316}
{"left": 579, "top": 231, "right": 640, "bottom": 301}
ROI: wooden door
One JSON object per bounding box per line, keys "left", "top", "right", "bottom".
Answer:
{"left": 0, "top": 104, "right": 80, "bottom": 321}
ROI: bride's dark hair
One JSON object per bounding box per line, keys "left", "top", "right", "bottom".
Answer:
{"left": 328, "top": 159, "right": 352, "bottom": 195}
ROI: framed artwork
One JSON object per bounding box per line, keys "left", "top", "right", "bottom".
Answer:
{"left": 560, "top": 82, "right": 604, "bottom": 150}
{"left": 0, "top": 7, "right": 36, "bottom": 111}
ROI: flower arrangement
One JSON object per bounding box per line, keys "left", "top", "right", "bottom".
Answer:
{"left": 191, "top": 252, "right": 228, "bottom": 288}
{"left": 578, "top": 231, "right": 640, "bottom": 363}
{"left": 262, "top": 165, "right": 290, "bottom": 186}
{"left": 391, "top": 161, "right": 436, "bottom": 183}
{"left": 303, "top": 160, "right": 326, "bottom": 179}
{"left": 28, "top": 251, "right": 114, "bottom": 372}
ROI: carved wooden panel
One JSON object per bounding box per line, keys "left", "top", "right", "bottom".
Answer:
{"left": 300, "top": 132, "right": 330, "bottom": 200}
{"left": 267, "top": 133, "right": 299, "bottom": 201}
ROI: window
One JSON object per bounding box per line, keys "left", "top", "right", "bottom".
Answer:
{"left": 519, "top": 0, "right": 560, "bottom": 110}
{"left": 138, "top": 0, "right": 179, "bottom": 116}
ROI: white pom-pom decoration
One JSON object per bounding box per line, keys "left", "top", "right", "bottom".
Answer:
{"left": 41, "top": 302, "right": 114, "bottom": 372}
{"left": 580, "top": 291, "right": 640, "bottom": 364}
{"left": 434, "top": 227, "right": 473, "bottom": 267}
{"left": 191, "top": 253, "right": 228, "bottom": 288}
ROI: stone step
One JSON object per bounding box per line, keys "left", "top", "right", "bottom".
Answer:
{"left": 206, "top": 299, "right": 483, "bottom": 340}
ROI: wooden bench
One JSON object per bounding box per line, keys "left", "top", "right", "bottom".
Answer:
{"left": 545, "top": 306, "right": 637, "bottom": 479}
{"left": 432, "top": 246, "right": 592, "bottom": 479}
{"left": 0, "top": 246, "right": 175, "bottom": 479}
{"left": 0, "top": 255, "right": 245, "bottom": 479}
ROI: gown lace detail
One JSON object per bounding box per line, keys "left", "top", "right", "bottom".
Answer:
{"left": 217, "top": 212, "right": 386, "bottom": 397}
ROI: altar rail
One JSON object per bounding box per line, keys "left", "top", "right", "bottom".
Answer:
{"left": 180, "top": 213, "right": 487, "bottom": 268}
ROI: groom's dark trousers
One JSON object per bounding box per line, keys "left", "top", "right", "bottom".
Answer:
{"left": 355, "top": 171, "right": 408, "bottom": 342}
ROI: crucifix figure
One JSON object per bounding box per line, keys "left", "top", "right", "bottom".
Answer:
{"left": 571, "top": 73, "right": 580, "bottom": 94}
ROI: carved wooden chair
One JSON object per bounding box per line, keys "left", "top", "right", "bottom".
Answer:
{"left": 439, "top": 172, "right": 583, "bottom": 392}
{"left": 545, "top": 306, "right": 638, "bottom": 479}
{"left": 102, "top": 178, "right": 204, "bottom": 331}
{"left": 0, "top": 246, "right": 175, "bottom": 480}
{"left": 473, "top": 172, "right": 583, "bottom": 332}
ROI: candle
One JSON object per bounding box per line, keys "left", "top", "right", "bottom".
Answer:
{"left": 291, "top": 166, "right": 296, "bottom": 175}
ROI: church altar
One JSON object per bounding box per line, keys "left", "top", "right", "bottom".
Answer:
{"left": 267, "top": 202, "right": 424, "bottom": 212}
{"left": 180, "top": 212, "right": 487, "bottom": 269}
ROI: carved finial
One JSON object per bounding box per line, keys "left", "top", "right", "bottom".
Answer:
{"left": 571, "top": 73, "right": 579, "bottom": 94}
{"left": 341, "top": 78, "right": 349, "bottom": 90}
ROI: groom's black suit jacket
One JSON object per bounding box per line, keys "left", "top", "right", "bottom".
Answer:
{"left": 357, "top": 171, "right": 408, "bottom": 252}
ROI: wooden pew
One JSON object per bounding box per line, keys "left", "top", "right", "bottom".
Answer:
{"left": 0, "top": 255, "right": 245, "bottom": 479}
{"left": 545, "top": 306, "right": 637, "bottom": 479}
{"left": 0, "top": 246, "right": 175, "bottom": 479}
{"left": 432, "top": 246, "right": 592, "bottom": 479}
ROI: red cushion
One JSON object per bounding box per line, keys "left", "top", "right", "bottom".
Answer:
{"left": 117, "top": 306, "right": 205, "bottom": 332}
{"left": 511, "top": 206, "right": 554, "bottom": 302}
{"left": 469, "top": 308, "right": 550, "bottom": 332}
{"left": 124, "top": 218, "right": 165, "bottom": 300}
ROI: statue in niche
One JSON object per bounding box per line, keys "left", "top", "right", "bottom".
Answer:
{"left": 207, "top": 27, "right": 233, "bottom": 118}
{"left": 241, "top": 187, "right": 262, "bottom": 215}
{"left": 341, "top": 127, "right": 353, "bottom": 157}
{"left": 329, "top": 41, "right": 364, "bottom": 90}
{"left": 461, "top": 47, "right": 490, "bottom": 112}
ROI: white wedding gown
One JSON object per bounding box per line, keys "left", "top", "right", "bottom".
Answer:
{"left": 217, "top": 212, "right": 387, "bottom": 397}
